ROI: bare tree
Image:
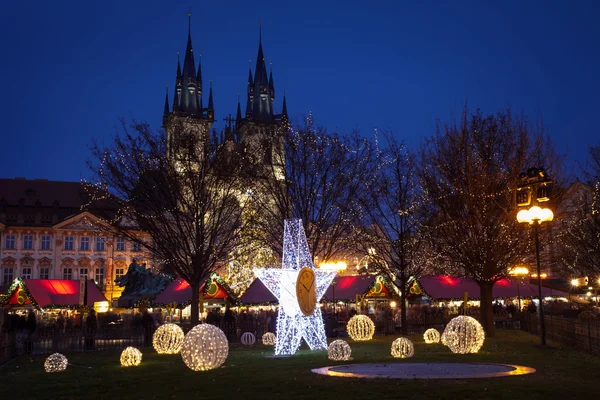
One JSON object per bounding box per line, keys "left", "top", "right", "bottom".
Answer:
{"left": 86, "top": 119, "right": 245, "bottom": 324}
{"left": 356, "top": 132, "right": 426, "bottom": 334}
{"left": 419, "top": 106, "right": 560, "bottom": 336}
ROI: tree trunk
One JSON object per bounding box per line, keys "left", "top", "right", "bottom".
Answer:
{"left": 190, "top": 281, "right": 201, "bottom": 325}
{"left": 400, "top": 279, "right": 408, "bottom": 335}
{"left": 479, "top": 281, "right": 495, "bottom": 337}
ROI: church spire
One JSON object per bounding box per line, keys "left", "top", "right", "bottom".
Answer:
{"left": 207, "top": 80, "right": 214, "bottom": 121}
{"left": 268, "top": 63, "right": 275, "bottom": 106}
{"left": 172, "top": 54, "right": 181, "bottom": 111}
{"left": 246, "top": 61, "right": 253, "bottom": 118}
{"left": 197, "top": 55, "right": 203, "bottom": 110}
{"left": 162, "top": 86, "right": 170, "bottom": 127}
{"left": 176, "top": 12, "right": 201, "bottom": 115}
{"left": 236, "top": 93, "right": 242, "bottom": 125}
{"left": 281, "top": 91, "right": 288, "bottom": 120}
{"left": 247, "top": 25, "right": 274, "bottom": 122}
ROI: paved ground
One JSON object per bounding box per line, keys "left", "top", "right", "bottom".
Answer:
{"left": 312, "top": 362, "right": 536, "bottom": 379}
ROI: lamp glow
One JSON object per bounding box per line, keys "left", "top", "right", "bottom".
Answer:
{"left": 120, "top": 347, "right": 142, "bottom": 367}
{"left": 347, "top": 315, "right": 375, "bottom": 341}
{"left": 153, "top": 323, "right": 185, "bottom": 354}
{"left": 423, "top": 328, "right": 441, "bottom": 344}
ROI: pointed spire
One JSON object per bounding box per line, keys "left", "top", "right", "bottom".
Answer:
{"left": 173, "top": 53, "right": 181, "bottom": 111}
{"left": 178, "top": 12, "right": 200, "bottom": 115}
{"left": 281, "top": 91, "right": 288, "bottom": 120}
{"left": 207, "top": 80, "right": 214, "bottom": 121}
{"left": 268, "top": 63, "right": 275, "bottom": 102}
{"left": 236, "top": 93, "right": 242, "bottom": 124}
{"left": 197, "top": 55, "right": 203, "bottom": 89}
{"left": 163, "top": 86, "right": 170, "bottom": 116}
{"left": 249, "top": 25, "right": 273, "bottom": 122}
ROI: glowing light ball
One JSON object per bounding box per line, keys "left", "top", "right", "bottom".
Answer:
{"left": 423, "top": 328, "right": 441, "bottom": 344}
{"left": 347, "top": 315, "right": 375, "bottom": 341}
{"left": 241, "top": 332, "right": 256, "bottom": 346}
{"left": 44, "top": 353, "right": 68, "bottom": 372}
{"left": 327, "top": 340, "right": 352, "bottom": 361}
{"left": 443, "top": 316, "right": 485, "bottom": 354}
{"left": 181, "top": 324, "right": 229, "bottom": 371}
{"left": 391, "top": 337, "right": 414, "bottom": 358}
{"left": 153, "top": 323, "right": 185, "bottom": 354}
{"left": 262, "top": 332, "right": 276, "bottom": 345}
{"left": 120, "top": 346, "right": 142, "bottom": 367}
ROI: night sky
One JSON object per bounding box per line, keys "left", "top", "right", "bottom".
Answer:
{"left": 2, "top": 1, "right": 599, "bottom": 181}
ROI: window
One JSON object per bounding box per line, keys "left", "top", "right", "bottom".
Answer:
{"left": 95, "top": 237, "right": 105, "bottom": 251}
{"left": 79, "top": 268, "right": 88, "bottom": 279}
{"left": 63, "top": 268, "right": 73, "bottom": 280}
{"left": 132, "top": 241, "right": 142, "bottom": 252}
{"left": 5, "top": 235, "right": 15, "bottom": 249}
{"left": 115, "top": 268, "right": 125, "bottom": 279}
{"left": 41, "top": 235, "right": 51, "bottom": 250}
{"left": 64, "top": 236, "right": 74, "bottom": 250}
{"left": 21, "top": 267, "right": 32, "bottom": 279}
{"left": 23, "top": 235, "right": 33, "bottom": 250}
{"left": 3, "top": 268, "right": 14, "bottom": 284}
{"left": 39, "top": 268, "right": 50, "bottom": 280}
{"left": 116, "top": 237, "right": 125, "bottom": 251}
{"left": 80, "top": 237, "right": 90, "bottom": 251}
{"left": 95, "top": 268, "right": 104, "bottom": 285}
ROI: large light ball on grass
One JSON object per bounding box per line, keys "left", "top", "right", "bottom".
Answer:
{"left": 347, "top": 315, "right": 375, "bottom": 341}
{"left": 262, "top": 332, "right": 276, "bottom": 346}
{"left": 44, "top": 353, "right": 68, "bottom": 372}
{"left": 120, "top": 346, "right": 142, "bottom": 367}
{"left": 181, "top": 324, "right": 229, "bottom": 371}
{"left": 153, "top": 323, "right": 185, "bottom": 354}
{"left": 443, "top": 315, "right": 485, "bottom": 354}
{"left": 328, "top": 340, "right": 351, "bottom": 361}
{"left": 391, "top": 337, "right": 414, "bottom": 358}
{"left": 241, "top": 332, "right": 256, "bottom": 346}
{"left": 423, "top": 328, "right": 441, "bottom": 344}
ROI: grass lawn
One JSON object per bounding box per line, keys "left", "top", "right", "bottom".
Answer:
{"left": 1, "top": 330, "right": 598, "bottom": 400}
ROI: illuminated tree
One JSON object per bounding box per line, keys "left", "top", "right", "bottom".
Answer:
{"left": 87, "top": 119, "right": 245, "bottom": 324}
{"left": 419, "top": 106, "right": 560, "bottom": 336}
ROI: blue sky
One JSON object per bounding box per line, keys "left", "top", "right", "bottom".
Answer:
{"left": 1, "top": 0, "right": 599, "bottom": 181}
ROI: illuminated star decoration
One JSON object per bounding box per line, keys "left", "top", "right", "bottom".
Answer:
{"left": 254, "top": 219, "right": 337, "bottom": 356}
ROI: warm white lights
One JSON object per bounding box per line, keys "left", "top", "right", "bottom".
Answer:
{"left": 390, "top": 301, "right": 397, "bottom": 308}
{"left": 508, "top": 267, "right": 529, "bottom": 276}
{"left": 153, "top": 323, "right": 185, "bottom": 354}
{"left": 391, "top": 337, "right": 414, "bottom": 358}
{"left": 44, "top": 353, "right": 68, "bottom": 372}
{"left": 443, "top": 316, "right": 485, "bottom": 354}
{"left": 319, "top": 261, "right": 347, "bottom": 271}
{"left": 254, "top": 219, "right": 336, "bottom": 355}
{"left": 517, "top": 206, "right": 554, "bottom": 224}
{"left": 262, "top": 332, "right": 276, "bottom": 345}
{"left": 347, "top": 315, "right": 375, "bottom": 341}
{"left": 327, "top": 339, "right": 352, "bottom": 361}
{"left": 423, "top": 328, "right": 441, "bottom": 344}
{"left": 120, "top": 346, "right": 142, "bottom": 367}
{"left": 241, "top": 332, "right": 256, "bottom": 346}
{"left": 181, "top": 324, "right": 229, "bottom": 371}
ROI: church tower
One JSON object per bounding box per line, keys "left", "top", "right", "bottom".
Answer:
{"left": 163, "top": 14, "right": 214, "bottom": 163}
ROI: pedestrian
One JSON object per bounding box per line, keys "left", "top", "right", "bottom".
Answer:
{"left": 142, "top": 310, "right": 154, "bottom": 347}
{"left": 85, "top": 309, "right": 98, "bottom": 350}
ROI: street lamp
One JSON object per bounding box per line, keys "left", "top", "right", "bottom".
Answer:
{"left": 508, "top": 266, "right": 529, "bottom": 311}
{"left": 516, "top": 205, "right": 553, "bottom": 346}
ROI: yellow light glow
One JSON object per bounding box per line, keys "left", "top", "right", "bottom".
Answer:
{"left": 390, "top": 301, "right": 397, "bottom": 308}
{"left": 347, "top": 315, "right": 375, "bottom": 341}
{"left": 571, "top": 279, "right": 579, "bottom": 287}
{"left": 262, "top": 332, "right": 276, "bottom": 345}
{"left": 509, "top": 267, "right": 529, "bottom": 276}
{"left": 181, "top": 324, "right": 229, "bottom": 371}
{"left": 120, "top": 347, "right": 142, "bottom": 367}
{"left": 391, "top": 337, "right": 414, "bottom": 358}
{"left": 517, "top": 206, "right": 554, "bottom": 224}
{"left": 153, "top": 323, "right": 185, "bottom": 354}
{"left": 443, "top": 316, "right": 485, "bottom": 354}
{"left": 423, "top": 328, "right": 441, "bottom": 344}
{"left": 319, "top": 261, "right": 347, "bottom": 271}
{"left": 93, "top": 301, "right": 109, "bottom": 313}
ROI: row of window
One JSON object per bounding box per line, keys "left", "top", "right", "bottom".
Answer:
{"left": 3, "top": 235, "right": 142, "bottom": 252}
{"left": 1, "top": 267, "right": 126, "bottom": 284}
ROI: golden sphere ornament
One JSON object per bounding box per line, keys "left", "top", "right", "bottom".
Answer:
{"left": 327, "top": 339, "right": 352, "bottom": 361}
{"left": 181, "top": 324, "right": 229, "bottom": 371}
{"left": 443, "top": 316, "right": 485, "bottom": 354}
{"left": 241, "top": 332, "right": 256, "bottom": 346}
{"left": 423, "top": 328, "right": 441, "bottom": 344}
{"left": 391, "top": 337, "right": 414, "bottom": 358}
{"left": 153, "top": 323, "right": 185, "bottom": 354}
{"left": 347, "top": 315, "right": 375, "bottom": 341}
{"left": 120, "top": 346, "right": 142, "bottom": 367}
{"left": 44, "top": 353, "right": 68, "bottom": 372}
{"left": 262, "top": 332, "right": 276, "bottom": 346}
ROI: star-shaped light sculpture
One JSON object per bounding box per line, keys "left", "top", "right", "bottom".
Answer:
{"left": 254, "top": 219, "right": 337, "bottom": 355}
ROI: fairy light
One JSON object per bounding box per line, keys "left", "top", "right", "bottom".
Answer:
{"left": 327, "top": 339, "right": 352, "bottom": 361}
{"left": 181, "top": 324, "right": 229, "bottom": 371}
{"left": 120, "top": 347, "right": 142, "bottom": 367}
{"left": 44, "top": 353, "right": 68, "bottom": 372}
{"left": 391, "top": 337, "right": 414, "bottom": 358}
{"left": 241, "top": 332, "right": 256, "bottom": 346}
{"left": 346, "top": 315, "right": 375, "bottom": 341}
{"left": 153, "top": 323, "right": 185, "bottom": 354}
{"left": 262, "top": 332, "right": 276, "bottom": 345}
{"left": 423, "top": 328, "right": 441, "bottom": 344}
{"left": 255, "top": 220, "right": 336, "bottom": 356}
{"left": 443, "top": 316, "right": 485, "bottom": 354}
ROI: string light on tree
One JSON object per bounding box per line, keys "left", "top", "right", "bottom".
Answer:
{"left": 443, "top": 316, "right": 485, "bottom": 354}
{"left": 346, "top": 315, "right": 375, "bottom": 341}
{"left": 120, "top": 347, "right": 143, "bottom": 367}
{"left": 327, "top": 340, "right": 352, "bottom": 361}
{"left": 44, "top": 353, "right": 68, "bottom": 372}
{"left": 262, "top": 332, "right": 276, "bottom": 346}
{"left": 153, "top": 323, "right": 185, "bottom": 354}
{"left": 241, "top": 332, "right": 256, "bottom": 346}
{"left": 181, "top": 324, "right": 229, "bottom": 371}
{"left": 391, "top": 337, "right": 414, "bottom": 358}
{"left": 423, "top": 328, "right": 441, "bottom": 344}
